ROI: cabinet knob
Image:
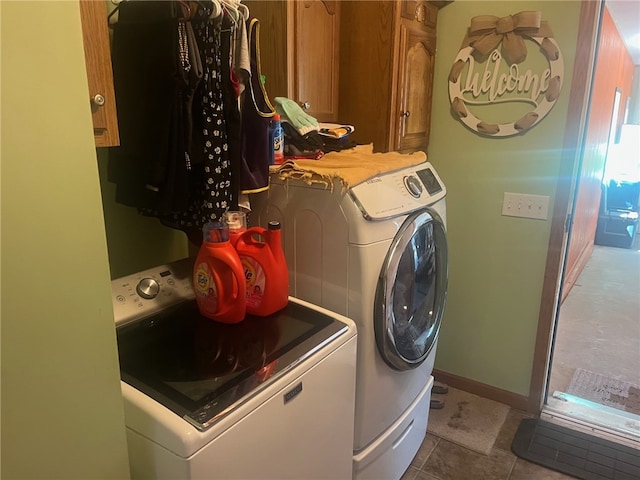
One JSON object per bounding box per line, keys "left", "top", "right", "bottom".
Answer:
{"left": 92, "top": 94, "right": 106, "bottom": 107}
{"left": 301, "top": 102, "right": 311, "bottom": 110}
{"left": 401, "top": 111, "right": 411, "bottom": 118}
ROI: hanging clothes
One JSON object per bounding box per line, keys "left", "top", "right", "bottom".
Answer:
{"left": 233, "top": 17, "right": 251, "bottom": 98}
{"left": 219, "top": 13, "right": 242, "bottom": 209}
{"left": 109, "top": 0, "right": 195, "bottom": 214}
{"left": 162, "top": 1, "right": 234, "bottom": 236}
{"left": 109, "top": 1, "right": 239, "bottom": 243}
{"left": 191, "top": 2, "right": 234, "bottom": 220}
{"left": 108, "top": 1, "right": 269, "bottom": 242}
{"left": 239, "top": 18, "right": 275, "bottom": 195}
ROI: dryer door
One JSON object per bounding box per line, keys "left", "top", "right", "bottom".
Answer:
{"left": 374, "top": 208, "right": 448, "bottom": 370}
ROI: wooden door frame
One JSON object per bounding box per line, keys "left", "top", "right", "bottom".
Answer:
{"left": 527, "top": 0, "right": 604, "bottom": 413}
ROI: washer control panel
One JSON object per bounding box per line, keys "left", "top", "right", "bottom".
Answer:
{"left": 111, "top": 257, "right": 195, "bottom": 326}
{"left": 349, "top": 161, "right": 446, "bottom": 220}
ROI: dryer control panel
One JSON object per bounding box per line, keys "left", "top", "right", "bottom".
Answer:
{"left": 349, "top": 162, "right": 446, "bottom": 220}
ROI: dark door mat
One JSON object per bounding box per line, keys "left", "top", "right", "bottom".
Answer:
{"left": 511, "top": 418, "right": 640, "bottom": 480}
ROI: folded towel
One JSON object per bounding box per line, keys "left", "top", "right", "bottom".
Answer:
{"left": 318, "top": 123, "right": 355, "bottom": 139}
{"left": 270, "top": 144, "right": 426, "bottom": 189}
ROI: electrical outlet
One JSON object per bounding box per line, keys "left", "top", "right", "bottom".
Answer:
{"left": 502, "top": 192, "right": 550, "bottom": 220}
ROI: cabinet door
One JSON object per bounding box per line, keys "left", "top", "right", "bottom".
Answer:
{"left": 395, "top": 21, "right": 435, "bottom": 152}
{"left": 337, "top": 0, "right": 395, "bottom": 152}
{"left": 292, "top": 0, "right": 340, "bottom": 122}
{"left": 79, "top": 0, "right": 120, "bottom": 147}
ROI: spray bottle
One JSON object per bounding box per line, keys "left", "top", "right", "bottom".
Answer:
{"left": 271, "top": 114, "right": 285, "bottom": 165}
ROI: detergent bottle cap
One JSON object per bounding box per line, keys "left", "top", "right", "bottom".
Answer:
{"left": 224, "top": 211, "right": 247, "bottom": 232}
{"left": 202, "top": 222, "right": 229, "bottom": 243}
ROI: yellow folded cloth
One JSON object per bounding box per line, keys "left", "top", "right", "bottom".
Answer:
{"left": 271, "top": 144, "right": 426, "bottom": 189}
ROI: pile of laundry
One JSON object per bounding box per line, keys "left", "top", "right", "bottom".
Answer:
{"left": 273, "top": 97, "right": 356, "bottom": 161}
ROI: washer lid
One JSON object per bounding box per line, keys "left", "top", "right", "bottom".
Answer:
{"left": 117, "top": 300, "right": 348, "bottom": 431}
{"left": 374, "top": 208, "right": 448, "bottom": 370}
{"left": 349, "top": 162, "right": 446, "bottom": 220}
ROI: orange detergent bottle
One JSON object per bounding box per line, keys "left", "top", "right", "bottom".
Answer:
{"left": 235, "top": 221, "right": 289, "bottom": 316}
{"left": 193, "top": 222, "right": 246, "bottom": 323}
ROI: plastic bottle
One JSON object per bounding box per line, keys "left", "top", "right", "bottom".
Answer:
{"left": 223, "top": 210, "right": 247, "bottom": 247}
{"left": 193, "top": 222, "right": 247, "bottom": 324}
{"left": 235, "top": 221, "right": 289, "bottom": 316}
{"left": 271, "top": 114, "right": 285, "bottom": 165}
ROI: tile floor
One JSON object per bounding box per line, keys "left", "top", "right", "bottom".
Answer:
{"left": 401, "top": 408, "right": 577, "bottom": 480}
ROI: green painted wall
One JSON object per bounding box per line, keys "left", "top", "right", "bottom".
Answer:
{"left": 429, "top": 1, "right": 581, "bottom": 396}
{"left": 1, "top": 2, "right": 130, "bottom": 478}
{"left": 97, "top": 148, "right": 190, "bottom": 280}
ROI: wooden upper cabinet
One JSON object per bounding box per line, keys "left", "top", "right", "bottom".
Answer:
{"left": 291, "top": 1, "right": 340, "bottom": 122}
{"left": 339, "top": 0, "right": 445, "bottom": 153}
{"left": 244, "top": 0, "right": 340, "bottom": 123}
{"left": 396, "top": 20, "right": 436, "bottom": 152}
{"left": 245, "top": 0, "right": 446, "bottom": 148}
{"left": 79, "top": 0, "right": 120, "bottom": 147}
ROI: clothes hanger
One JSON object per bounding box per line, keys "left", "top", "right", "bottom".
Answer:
{"left": 177, "top": 0, "right": 192, "bottom": 20}
{"left": 107, "top": 0, "right": 124, "bottom": 26}
{"left": 107, "top": 0, "right": 199, "bottom": 26}
{"left": 220, "top": 0, "right": 240, "bottom": 24}
{"left": 237, "top": 3, "right": 249, "bottom": 21}
{"left": 209, "top": 0, "right": 223, "bottom": 19}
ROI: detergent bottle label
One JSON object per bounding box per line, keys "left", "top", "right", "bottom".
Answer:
{"left": 242, "top": 257, "right": 265, "bottom": 308}
{"left": 194, "top": 262, "right": 218, "bottom": 311}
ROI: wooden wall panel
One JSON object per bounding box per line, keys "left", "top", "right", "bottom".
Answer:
{"left": 562, "top": 6, "right": 635, "bottom": 301}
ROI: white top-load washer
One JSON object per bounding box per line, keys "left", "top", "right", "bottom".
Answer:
{"left": 111, "top": 259, "right": 357, "bottom": 479}
{"left": 254, "top": 161, "right": 448, "bottom": 480}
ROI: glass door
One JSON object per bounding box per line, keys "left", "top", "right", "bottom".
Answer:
{"left": 374, "top": 208, "right": 448, "bottom": 371}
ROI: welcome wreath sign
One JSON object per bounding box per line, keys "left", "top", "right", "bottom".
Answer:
{"left": 448, "top": 11, "right": 564, "bottom": 137}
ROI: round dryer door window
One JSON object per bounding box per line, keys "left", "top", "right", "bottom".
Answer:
{"left": 374, "top": 209, "right": 448, "bottom": 370}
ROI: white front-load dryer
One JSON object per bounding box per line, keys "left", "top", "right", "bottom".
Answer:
{"left": 254, "top": 162, "right": 448, "bottom": 480}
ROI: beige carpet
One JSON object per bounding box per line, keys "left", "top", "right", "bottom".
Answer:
{"left": 567, "top": 368, "right": 640, "bottom": 417}
{"left": 427, "top": 387, "right": 510, "bottom": 455}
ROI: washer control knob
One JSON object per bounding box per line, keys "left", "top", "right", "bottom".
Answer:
{"left": 404, "top": 175, "right": 423, "bottom": 198}
{"left": 136, "top": 278, "right": 160, "bottom": 299}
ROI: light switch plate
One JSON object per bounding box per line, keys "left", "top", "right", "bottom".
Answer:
{"left": 502, "top": 192, "right": 550, "bottom": 220}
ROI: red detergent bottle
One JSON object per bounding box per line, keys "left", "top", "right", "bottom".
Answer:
{"left": 193, "top": 222, "right": 247, "bottom": 323}
{"left": 235, "top": 221, "right": 289, "bottom": 316}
